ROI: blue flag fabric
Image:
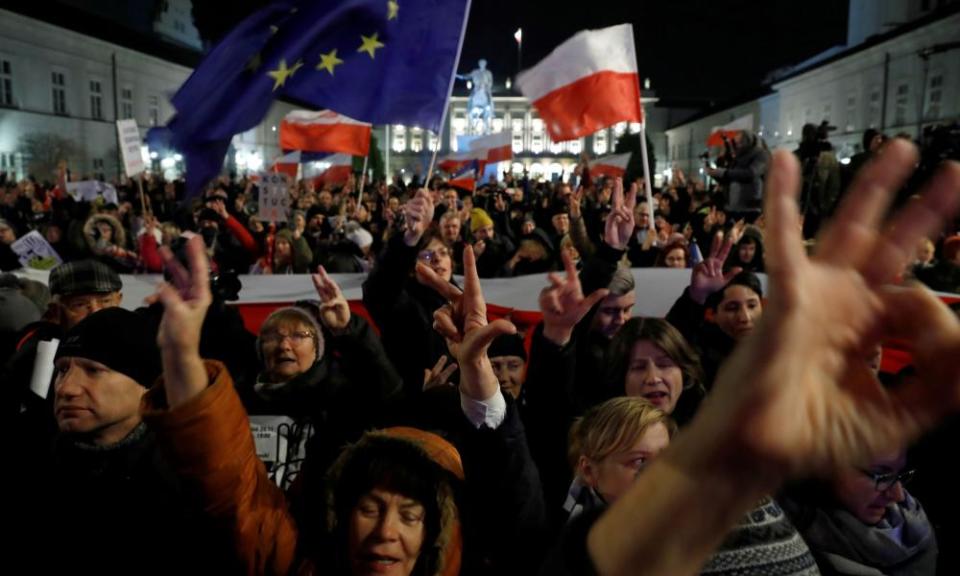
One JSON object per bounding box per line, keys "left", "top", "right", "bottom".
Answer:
{"left": 163, "top": 0, "right": 470, "bottom": 195}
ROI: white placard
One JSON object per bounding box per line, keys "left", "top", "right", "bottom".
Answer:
{"left": 30, "top": 339, "right": 60, "bottom": 399}
{"left": 257, "top": 173, "right": 289, "bottom": 223}
{"left": 116, "top": 119, "right": 145, "bottom": 177}
{"left": 65, "top": 180, "right": 118, "bottom": 206}
{"left": 11, "top": 230, "right": 62, "bottom": 269}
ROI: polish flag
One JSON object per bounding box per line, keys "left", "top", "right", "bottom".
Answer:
{"left": 270, "top": 150, "right": 301, "bottom": 179}
{"left": 439, "top": 150, "right": 482, "bottom": 173}
{"left": 449, "top": 161, "right": 480, "bottom": 191}
{"left": 280, "top": 110, "right": 372, "bottom": 157}
{"left": 468, "top": 130, "right": 513, "bottom": 163}
{"left": 311, "top": 153, "right": 354, "bottom": 187}
{"left": 706, "top": 114, "right": 754, "bottom": 147}
{"left": 516, "top": 24, "right": 642, "bottom": 142}
{"left": 588, "top": 152, "right": 631, "bottom": 179}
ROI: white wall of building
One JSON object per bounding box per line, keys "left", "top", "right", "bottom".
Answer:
{"left": 664, "top": 100, "right": 763, "bottom": 178}
{"left": 665, "top": 9, "right": 960, "bottom": 179}
{"left": 775, "top": 11, "right": 960, "bottom": 156}
{"left": 0, "top": 8, "right": 291, "bottom": 182}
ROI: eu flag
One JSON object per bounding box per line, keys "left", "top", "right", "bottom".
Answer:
{"left": 161, "top": 0, "right": 471, "bottom": 194}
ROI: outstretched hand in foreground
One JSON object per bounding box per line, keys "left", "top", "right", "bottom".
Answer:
{"left": 588, "top": 141, "right": 960, "bottom": 576}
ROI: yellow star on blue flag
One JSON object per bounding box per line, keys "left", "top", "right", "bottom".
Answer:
{"left": 160, "top": 0, "right": 471, "bottom": 196}
{"left": 267, "top": 58, "right": 303, "bottom": 90}
{"left": 357, "top": 33, "right": 385, "bottom": 58}
{"left": 317, "top": 49, "right": 343, "bottom": 75}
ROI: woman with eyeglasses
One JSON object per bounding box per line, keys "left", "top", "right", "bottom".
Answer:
{"left": 782, "top": 450, "right": 938, "bottom": 575}
{"left": 363, "top": 189, "right": 461, "bottom": 399}
{"left": 237, "top": 267, "right": 403, "bottom": 489}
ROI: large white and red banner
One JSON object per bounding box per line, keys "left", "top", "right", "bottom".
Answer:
{"left": 309, "top": 153, "right": 353, "bottom": 186}
{"left": 588, "top": 152, "right": 632, "bottom": 179}
{"left": 517, "top": 24, "right": 643, "bottom": 142}
{"left": 280, "top": 110, "right": 371, "bottom": 157}
{"left": 13, "top": 267, "right": 957, "bottom": 376}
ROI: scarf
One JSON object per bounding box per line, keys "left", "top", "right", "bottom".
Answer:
{"left": 799, "top": 493, "right": 937, "bottom": 576}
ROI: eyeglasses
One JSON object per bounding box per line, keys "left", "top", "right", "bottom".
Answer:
{"left": 60, "top": 294, "right": 117, "bottom": 313}
{"left": 261, "top": 330, "right": 315, "bottom": 347}
{"left": 860, "top": 468, "right": 916, "bottom": 492}
{"left": 418, "top": 247, "right": 451, "bottom": 263}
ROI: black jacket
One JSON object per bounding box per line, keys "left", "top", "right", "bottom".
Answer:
{"left": 665, "top": 287, "right": 736, "bottom": 389}
{"left": 15, "top": 424, "right": 234, "bottom": 575}
{"left": 363, "top": 233, "right": 456, "bottom": 397}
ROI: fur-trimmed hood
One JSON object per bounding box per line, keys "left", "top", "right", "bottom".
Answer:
{"left": 82, "top": 212, "right": 128, "bottom": 254}
{"left": 324, "top": 427, "right": 464, "bottom": 576}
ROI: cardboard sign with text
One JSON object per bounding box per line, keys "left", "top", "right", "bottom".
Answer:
{"left": 257, "top": 173, "right": 290, "bottom": 223}
{"left": 116, "top": 119, "right": 145, "bottom": 177}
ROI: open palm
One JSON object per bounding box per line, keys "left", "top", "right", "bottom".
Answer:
{"left": 708, "top": 142, "right": 960, "bottom": 478}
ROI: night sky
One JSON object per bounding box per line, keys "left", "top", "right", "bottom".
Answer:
{"left": 192, "top": 0, "right": 849, "bottom": 105}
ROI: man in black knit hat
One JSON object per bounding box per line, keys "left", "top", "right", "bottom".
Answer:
{"left": 14, "top": 307, "right": 228, "bottom": 574}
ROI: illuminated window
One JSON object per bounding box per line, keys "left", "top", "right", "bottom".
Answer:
{"left": 392, "top": 125, "right": 406, "bottom": 152}
{"left": 593, "top": 130, "right": 607, "bottom": 155}
{"left": 410, "top": 127, "right": 423, "bottom": 152}
{"left": 512, "top": 118, "right": 524, "bottom": 152}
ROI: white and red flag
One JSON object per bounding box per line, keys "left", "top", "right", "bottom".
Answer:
{"left": 279, "top": 110, "right": 371, "bottom": 157}
{"left": 516, "top": 24, "right": 642, "bottom": 142}
{"left": 588, "top": 152, "right": 632, "bottom": 179}
{"left": 269, "top": 150, "right": 301, "bottom": 179}
{"left": 468, "top": 130, "right": 513, "bottom": 163}
{"left": 448, "top": 161, "right": 480, "bottom": 191}
{"left": 310, "top": 153, "right": 353, "bottom": 186}
{"left": 438, "top": 131, "right": 510, "bottom": 172}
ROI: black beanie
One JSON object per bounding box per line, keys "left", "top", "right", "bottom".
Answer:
{"left": 55, "top": 308, "right": 161, "bottom": 388}
{"left": 487, "top": 333, "right": 527, "bottom": 361}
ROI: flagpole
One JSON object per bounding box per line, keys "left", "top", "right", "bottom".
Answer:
{"left": 358, "top": 153, "right": 369, "bottom": 203}
{"left": 638, "top": 102, "right": 656, "bottom": 228}
{"left": 426, "top": 0, "right": 472, "bottom": 187}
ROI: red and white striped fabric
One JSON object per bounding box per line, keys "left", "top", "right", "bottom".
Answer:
{"left": 517, "top": 24, "right": 643, "bottom": 142}
{"left": 448, "top": 168, "right": 477, "bottom": 191}
{"left": 270, "top": 150, "right": 301, "bottom": 179}
{"left": 468, "top": 130, "right": 512, "bottom": 163}
{"left": 310, "top": 153, "right": 353, "bottom": 186}
{"left": 280, "top": 110, "right": 371, "bottom": 156}
{"left": 706, "top": 114, "right": 754, "bottom": 147}
{"left": 588, "top": 152, "right": 631, "bottom": 178}
{"left": 438, "top": 150, "right": 481, "bottom": 173}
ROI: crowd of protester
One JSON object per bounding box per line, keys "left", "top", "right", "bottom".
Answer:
{"left": 2, "top": 127, "right": 960, "bottom": 575}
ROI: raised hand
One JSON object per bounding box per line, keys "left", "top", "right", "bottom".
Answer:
{"left": 539, "top": 250, "right": 610, "bottom": 345}
{"left": 689, "top": 232, "right": 741, "bottom": 305}
{"left": 402, "top": 188, "right": 435, "bottom": 246}
{"left": 311, "top": 266, "right": 351, "bottom": 331}
{"left": 728, "top": 218, "right": 747, "bottom": 246}
{"left": 604, "top": 178, "right": 637, "bottom": 250}
{"left": 701, "top": 141, "right": 960, "bottom": 478}
{"left": 569, "top": 185, "right": 584, "bottom": 219}
{"left": 146, "top": 235, "right": 213, "bottom": 407}
{"left": 423, "top": 355, "right": 458, "bottom": 392}
{"left": 416, "top": 245, "right": 516, "bottom": 401}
